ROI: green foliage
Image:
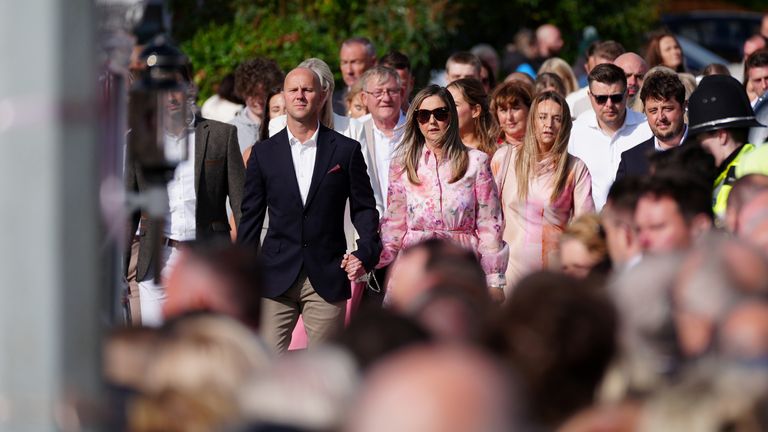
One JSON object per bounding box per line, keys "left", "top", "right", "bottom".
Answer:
{"left": 173, "top": 0, "right": 662, "bottom": 101}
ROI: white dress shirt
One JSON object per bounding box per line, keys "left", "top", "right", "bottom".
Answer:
{"left": 269, "top": 112, "right": 362, "bottom": 140}
{"left": 164, "top": 130, "right": 197, "bottom": 241}
{"left": 362, "top": 112, "right": 406, "bottom": 214}
{"left": 287, "top": 124, "right": 320, "bottom": 205}
{"left": 568, "top": 109, "right": 652, "bottom": 210}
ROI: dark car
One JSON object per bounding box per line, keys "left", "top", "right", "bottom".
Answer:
{"left": 661, "top": 11, "right": 763, "bottom": 62}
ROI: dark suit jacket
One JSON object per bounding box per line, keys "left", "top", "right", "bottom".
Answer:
{"left": 126, "top": 119, "right": 245, "bottom": 281}
{"left": 237, "top": 125, "right": 381, "bottom": 303}
{"left": 616, "top": 136, "right": 655, "bottom": 180}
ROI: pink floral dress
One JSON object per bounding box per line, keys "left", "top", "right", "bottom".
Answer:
{"left": 378, "top": 147, "right": 509, "bottom": 288}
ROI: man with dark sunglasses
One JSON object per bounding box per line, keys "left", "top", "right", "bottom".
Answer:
{"left": 568, "top": 63, "right": 652, "bottom": 210}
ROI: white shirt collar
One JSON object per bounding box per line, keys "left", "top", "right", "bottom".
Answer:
{"left": 372, "top": 111, "right": 406, "bottom": 140}
{"left": 585, "top": 108, "right": 646, "bottom": 132}
{"left": 287, "top": 122, "right": 321, "bottom": 146}
{"left": 654, "top": 125, "right": 688, "bottom": 151}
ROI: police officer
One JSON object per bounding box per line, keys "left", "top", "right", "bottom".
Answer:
{"left": 687, "top": 75, "right": 765, "bottom": 221}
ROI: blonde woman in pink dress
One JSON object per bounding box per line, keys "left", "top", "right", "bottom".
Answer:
{"left": 491, "top": 91, "right": 594, "bottom": 295}
{"left": 378, "top": 85, "right": 509, "bottom": 303}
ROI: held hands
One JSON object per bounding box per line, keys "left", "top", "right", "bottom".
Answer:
{"left": 488, "top": 286, "right": 505, "bottom": 304}
{"left": 341, "top": 253, "right": 366, "bottom": 281}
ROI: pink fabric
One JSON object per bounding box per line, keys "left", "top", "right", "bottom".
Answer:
{"left": 378, "top": 147, "right": 508, "bottom": 287}
{"left": 287, "top": 281, "right": 365, "bottom": 351}
{"left": 490, "top": 144, "right": 594, "bottom": 295}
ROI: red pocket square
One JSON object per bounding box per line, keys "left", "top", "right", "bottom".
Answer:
{"left": 327, "top": 164, "right": 342, "bottom": 174}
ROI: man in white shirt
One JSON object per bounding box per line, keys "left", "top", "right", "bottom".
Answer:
{"left": 127, "top": 69, "right": 245, "bottom": 327}
{"left": 357, "top": 66, "right": 407, "bottom": 216}
{"left": 568, "top": 63, "right": 652, "bottom": 210}
{"left": 238, "top": 67, "right": 380, "bottom": 353}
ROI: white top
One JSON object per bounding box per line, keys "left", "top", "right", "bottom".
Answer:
{"left": 201, "top": 95, "right": 243, "bottom": 123}
{"left": 568, "top": 109, "right": 652, "bottom": 210}
{"left": 287, "top": 123, "right": 320, "bottom": 205}
{"left": 565, "top": 86, "right": 593, "bottom": 120}
{"left": 165, "top": 130, "right": 197, "bottom": 241}
{"left": 358, "top": 112, "right": 406, "bottom": 215}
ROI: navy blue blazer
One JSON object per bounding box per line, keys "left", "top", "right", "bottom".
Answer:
{"left": 237, "top": 125, "right": 381, "bottom": 303}
{"left": 616, "top": 136, "right": 655, "bottom": 180}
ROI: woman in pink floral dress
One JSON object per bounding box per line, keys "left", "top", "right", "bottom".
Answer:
{"left": 378, "top": 85, "right": 509, "bottom": 302}
{"left": 491, "top": 91, "right": 594, "bottom": 295}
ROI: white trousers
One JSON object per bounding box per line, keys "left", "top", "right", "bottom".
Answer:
{"left": 138, "top": 245, "right": 181, "bottom": 327}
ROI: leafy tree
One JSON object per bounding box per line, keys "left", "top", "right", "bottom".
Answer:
{"left": 171, "top": 0, "right": 661, "bottom": 101}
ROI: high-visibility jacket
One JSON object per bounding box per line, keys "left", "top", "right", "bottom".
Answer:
{"left": 713, "top": 144, "right": 755, "bottom": 219}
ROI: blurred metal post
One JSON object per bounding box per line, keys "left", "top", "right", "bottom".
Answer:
{"left": 0, "top": 0, "right": 102, "bottom": 430}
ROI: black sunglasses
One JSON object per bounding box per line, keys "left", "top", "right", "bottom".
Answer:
{"left": 415, "top": 107, "right": 450, "bottom": 124}
{"left": 591, "top": 92, "right": 625, "bottom": 105}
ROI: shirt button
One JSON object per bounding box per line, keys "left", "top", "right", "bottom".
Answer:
{"left": 302, "top": 242, "right": 308, "bottom": 248}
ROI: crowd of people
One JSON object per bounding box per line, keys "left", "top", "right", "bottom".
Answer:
{"left": 117, "top": 16, "right": 768, "bottom": 432}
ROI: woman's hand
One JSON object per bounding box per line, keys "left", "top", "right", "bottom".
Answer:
{"left": 488, "top": 286, "right": 505, "bottom": 304}
{"left": 341, "top": 253, "right": 366, "bottom": 281}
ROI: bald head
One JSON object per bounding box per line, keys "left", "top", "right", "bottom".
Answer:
{"left": 346, "top": 345, "right": 519, "bottom": 432}
{"left": 736, "top": 191, "right": 768, "bottom": 253}
{"left": 283, "top": 67, "right": 322, "bottom": 125}
{"left": 614, "top": 53, "right": 649, "bottom": 98}
{"left": 536, "top": 24, "right": 563, "bottom": 58}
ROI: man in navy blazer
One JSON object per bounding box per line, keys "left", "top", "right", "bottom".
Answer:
{"left": 616, "top": 71, "right": 688, "bottom": 180}
{"left": 237, "top": 67, "right": 381, "bottom": 352}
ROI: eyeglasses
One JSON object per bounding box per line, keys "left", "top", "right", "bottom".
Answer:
{"left": 364, "top": 88, "right": 400, "bottom": 99}
{"left": 415, "top": 107, "right": 450, "bottom": 124}
{"left": 591, "top": 92, "right": 625, "bottom": 105}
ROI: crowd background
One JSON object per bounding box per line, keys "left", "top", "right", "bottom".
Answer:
{"left": 167, "top": 0, "right": 748, "bottom": 102}
{"left": 109, "top": 2, "right": 768, "bottom": 432}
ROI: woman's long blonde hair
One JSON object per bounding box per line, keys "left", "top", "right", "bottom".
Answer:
{"left": 397, "top": 85, "right": 468, "bottom": 184}
{"left": 514, "top": 91, "right": 573, "bottom": 202}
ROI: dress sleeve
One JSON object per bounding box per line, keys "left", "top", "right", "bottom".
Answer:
{"left": 377, "top": 161, "right": 408, "bottom": 268}
{"left": 490, "top": 144, "right": 510, "bottom": 192}
{"left": 572, "top": 157, "right": 596, "bottom": 217}
{"left": 474, "top": 153, "right": 510, "bottom": 287}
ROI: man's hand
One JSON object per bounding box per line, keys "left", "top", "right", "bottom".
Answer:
{"left": 341, "top": 253, "right": 365, "bottom": 281}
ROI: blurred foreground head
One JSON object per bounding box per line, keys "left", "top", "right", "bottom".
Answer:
{"left": 386, "top": 238, "right": 491, "bottom": 341}
{"left": 345, "top": 344, "right": 522, "bottom": 432}
{"left": 486, "top": 271, "right": 617, "bottom": 428}
{"left": 128, "top": 314, "right": 272, "bottom": 432}
{"left": 163, "top": 240, "right": 262, "bottom": 329}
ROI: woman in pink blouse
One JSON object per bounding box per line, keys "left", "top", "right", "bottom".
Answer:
{"left": 378, "top": 85, "right": 509, "bottom": 303}
{"left": 491, "top": 91, "right": 594, "bottom": 294}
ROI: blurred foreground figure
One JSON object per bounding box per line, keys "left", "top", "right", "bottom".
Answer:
{"left": 345, "top": 345, "right": 522, "bottom": 432}
{"left": 162, "top": 241, "right": 262, "bottom": 330}
{"left": 485, "top": 271, "right": 617, "bottom": 429}
{"left": 385, "top": 238, "right": 492, "bottom": 342}
{"left": 125, "top": 314, "right": 272, "bottom": 432}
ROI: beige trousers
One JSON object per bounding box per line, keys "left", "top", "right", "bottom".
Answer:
{"left": 260, "top": 269, "right": 346, "bottom": 353}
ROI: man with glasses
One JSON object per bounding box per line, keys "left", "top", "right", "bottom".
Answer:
{"left": 568, "top": 63, "right": 652, "bottom": 210}
{"left": 356, "top": 66, "right": 406, "bottom": 307}
{"left": 358, "top": 66, "right": 407, "bottom": 215}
